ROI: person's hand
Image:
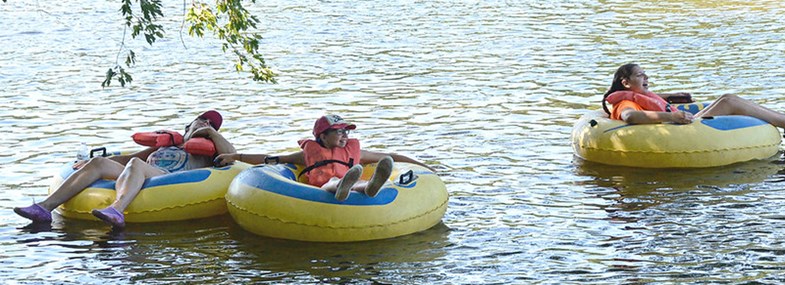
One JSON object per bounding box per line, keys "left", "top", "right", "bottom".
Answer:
{"left": 670, "top": 110, "right": 694, "bottom": 124}
{"left": 191, "top": 126, "right": 216, "bottom": 138}
{"left": 213, "top": 153, "right": 237, "bottom": 166}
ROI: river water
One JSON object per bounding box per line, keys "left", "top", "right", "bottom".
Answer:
{"left": 3, "top": 0, "right": 785, "bottom": 284}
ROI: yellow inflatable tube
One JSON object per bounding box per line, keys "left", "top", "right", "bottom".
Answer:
{"left": 572, "top": 104, "right": 781, "bottom": 168}
{"left": 226, "top": 162, "right": 449, "bottom": 242}
{"left": 50, "top": 159, "right": 251, "bottom": 222}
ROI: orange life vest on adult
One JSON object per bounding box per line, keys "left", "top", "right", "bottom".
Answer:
{"left": 605, "top": 90, "right": 671, "bottom": 112}
{"left": 298, "top": 138, "right": 361, "bottom": 187}
{"left": 132, "top": 130, "right": 217, "bottom": 156}
{"left": 132, "top": 130, "right": 184, "bottom": 147}
{"left": 182, "top": 137, "right": 216, "bottom": 156}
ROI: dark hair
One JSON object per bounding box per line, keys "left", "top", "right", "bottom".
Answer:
{"left": 602, "top": 63, "right": 639, "bottom": 115}
{"left": 315, "top": 129, "right": 334, "bottom": 147}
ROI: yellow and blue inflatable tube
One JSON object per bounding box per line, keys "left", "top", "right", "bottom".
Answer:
{"left": 571, "top": 103, "right": 781, "bottom": 168}
{"left": 49, "top": 161, "right": 251, "bottom": 222}
{"left": 226, "top": 162, "right": 449, "bottom": 242}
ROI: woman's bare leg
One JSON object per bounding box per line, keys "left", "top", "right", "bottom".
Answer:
{"left": 38, "top": 157, "right": 125, "bottom": 211}
{"left": 109, "top": 157, "right": 167, "bottom": 212}
{"left": 695, "top": 94, "right": 785, "bottom": 127}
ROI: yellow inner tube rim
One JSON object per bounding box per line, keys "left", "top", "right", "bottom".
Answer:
{"left": 226, "top": 197, "right": 448, "bottom": 230}
{"left": 579, "top": 142, "right": 781, "bottom": 154}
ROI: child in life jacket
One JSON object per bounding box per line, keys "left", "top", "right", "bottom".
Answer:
{"left": 215, "top": 114, "right": 436, "bottom": 201}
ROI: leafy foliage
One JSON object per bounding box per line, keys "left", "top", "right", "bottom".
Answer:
{"left": 103, "top": 0, "right": 275, "bottom": 87}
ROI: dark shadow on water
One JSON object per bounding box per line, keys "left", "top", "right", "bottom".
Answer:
{"left": 15, "top": 213, "right": 237, "bottom": 246}
{"left": 18, "top": 222, "right": 53, "bottom": 234}
{"left": 573, "top": 153, "right": 785, "bottom": 217}
{"left": 574, "top": 154, "right": 784, "bottom": 195}
{"left": 223, "top": 220, "right": 452, "bottom": 283}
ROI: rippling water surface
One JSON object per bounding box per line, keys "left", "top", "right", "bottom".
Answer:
{"left": 4, "top": 0, "right": 785, "bottom": 284}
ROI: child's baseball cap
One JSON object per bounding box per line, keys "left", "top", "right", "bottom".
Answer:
{"left": 313, "top": 114, "right": 356, "bottom": 137}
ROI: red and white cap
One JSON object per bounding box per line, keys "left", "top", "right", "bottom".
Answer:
{"left": 198, "top": 110, "right": 223, "bottom": 130}
{"left": 313, "top": 114, "right": 356, "bottom": 138}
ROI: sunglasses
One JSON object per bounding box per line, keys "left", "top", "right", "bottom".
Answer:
{"left": 328, "top": 129, "right": 351, "bottom": 136}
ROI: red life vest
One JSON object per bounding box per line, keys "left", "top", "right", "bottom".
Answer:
{"left": 183, "top": 137, "right": 216, "bottom": 156}
{"left": 298, "top": 139, "right": 361, "bottom": 187}
{"left": 605, "top": 91, "right": 671, "bottom": 112}
{"left": 132, "top": 130, "right": 184, "bottom": 147}
{"left": 132, "top": 130, "right": 216, "bottom": 156}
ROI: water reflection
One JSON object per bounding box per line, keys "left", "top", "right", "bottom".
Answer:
{"left": 573, "top": 155, "right": 785, "bottom": 282}
{"left": 576, "top": 155, "right": 782, "bottom": 188}
{"left": 11, "top": 214, "right": 450, "bottom": 284}
{"left": 226, "top": 222, "right": 451, "bottom": 284}
{"left": 575, "top": 154, "right": 785, "bottom": 222}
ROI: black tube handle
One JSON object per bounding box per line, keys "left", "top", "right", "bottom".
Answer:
{"left": 90, "top": 147, "right": 107, "bottom": 158}
{"left": 398, "top": 170, "right": 417, "bottom": 185}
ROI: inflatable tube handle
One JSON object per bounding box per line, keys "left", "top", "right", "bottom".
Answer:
{"left": 666, "top": 94, "right": 693, "bottom": 104}
{"left": 398, "top": 170, "right": 418, "bottom": 185}
{"left": 264, "top": 156, "right": 280, "bottom": 165}
{"left": 90, "top": 147, "right": 107, "bottom": 158}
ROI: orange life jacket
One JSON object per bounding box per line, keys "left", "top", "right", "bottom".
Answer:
{"left": 605, "top": 90, "right": 671, "bottom": 112}
{"left": 132, "top": 130, "right": 184, "bottom": 147}
{"left": 183, "top": 137, "right": 216, "bottom": 156}
{"left": 132, "top": 130, "right": 216, "bottom": 156}
{"left": 299, "top": 138, "right": 361, "bottom": 187}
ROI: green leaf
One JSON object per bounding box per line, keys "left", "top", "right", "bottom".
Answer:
{"left": 102, "top": 0, "right": 276, "bottom": 86}
{"left": 101, "top": 68, "right": 115, "bottom": 88}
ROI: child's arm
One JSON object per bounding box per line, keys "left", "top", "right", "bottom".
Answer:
{"left": 360, "top": 150, "right": 436, "bottom": 172}
{"left": 214, "top": 151, "right": 305, "bottom": 166}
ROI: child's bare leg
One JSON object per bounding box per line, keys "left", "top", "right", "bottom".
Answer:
{"left": 321, "top": 177, "right": 341, "bottom": 192}
{"left": 334, "top": 165, "right": 362, "bottom": 201}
